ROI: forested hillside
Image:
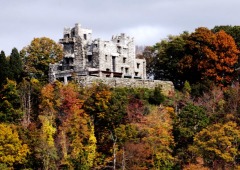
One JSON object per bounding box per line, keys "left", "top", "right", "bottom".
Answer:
{"left": 0, "top": 26, "right": 240, "bottom": 170}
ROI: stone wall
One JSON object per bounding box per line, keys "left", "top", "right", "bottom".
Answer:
{"left": 77, "top": 76, "right": 174, "bottom": 96}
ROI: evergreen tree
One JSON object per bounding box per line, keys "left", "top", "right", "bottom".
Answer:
{"left": 9, "top": 48, "right": 23, "bottom": 82}
{"left": 0, "top": 79, "right": 23, "bottom": 123}
{"left": 0, "top": 51, "right": 9, "bottom": 88}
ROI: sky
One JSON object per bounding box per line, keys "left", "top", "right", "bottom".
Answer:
{"left": 1, "top": 0, "right": 240, "bottom": 55}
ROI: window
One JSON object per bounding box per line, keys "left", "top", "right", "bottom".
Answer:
{"left": 121, "top": 67, "right": 123, "bottom": 72}
{"left": 105, "top": 55, "right": 107, "bottom": 61}
{"left": 112, "top": 56, "right": 116, "bottom": 72}
{"left": 135, "top": 72, "right": 138, "bottom": 76}
{"left": 125, "top": 68, "right": 129, "bottom": 74}
{"left": 117, "top": 40, "right": 120, "bottom": 43}
{"left": 88, "top": 55, "right": 92, "bottom": 62}
{"left": 71, "top": 30, "right": 75, "bottom": 37}
{"left": 123, "top": 57, "right": 126, "bottom": 63}
{"left": 117, "top": 46, "right": 121, "bottom": 53}
{"left": 64, "top": 34, "right": 70, "bottom": 38}
{"left": 84, "top": 34, "right": 87, "bottom": 40}
{"left": 137, "top": 63, "right": 140, "bottom": 69}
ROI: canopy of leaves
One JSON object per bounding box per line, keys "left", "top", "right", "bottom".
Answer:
{"left": 180, "top": 27, "right": 239, "bottom": 86}
{"left": 146, "top": 32, "right": 189, "bottom": 88}
{"left": 0, "top": 79, "right": 22, "bottom": 123}
{"left": 192, "top": 121, "right": 240, "bottom": 169}
{"left": 173, "top": 103, "right": 209, "bottom": 166}
{"left": 22, "top": 37, "right": 63, "bottom": 83}
{"left": 0, "top": 123, "right": 29, "bottom": 167}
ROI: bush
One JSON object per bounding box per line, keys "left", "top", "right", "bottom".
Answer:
{"left": 149, "top": 86, "right": 165, "bottom": 105}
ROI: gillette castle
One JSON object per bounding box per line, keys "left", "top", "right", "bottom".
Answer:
{"left": 49, "top": 24, "right": 173, "bottom": 95}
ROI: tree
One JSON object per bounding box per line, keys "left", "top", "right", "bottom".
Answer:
{"left": 212, "top": 25, "right": 240, "bottom": 69}
{"left": 83, "top": 84, "right": 127, "bottom": 169}
{"left": 22, "top": 37, "right": 63, "bottom": 83}
{"left": 143, "top": 106, "right": 175, "bottom": 169}
{"left": 194, "top": 86, "right": 225, "bottom": 122}
{"left": 173, "top": 103, "right": 209, "bottom": 166}
{"left": 192, "top": 121, "right": 240, "bottom": 169}
{"left": 148, "top": 32, "right": 189, "bottom": 88}
{"left": 58, "top": 83, "right": 96, "bottom": 169}
{"left": 0, "top": 79, "right": 22, "bottom": 123}
{"left": 223, "top": 84, "right": 240, "bottom": 122}
{"left": 149, "top": 85, "right": 165, "bottom": 105}
{"left": 36, "top": 83, "right": 58, "bottom": 170}
{"left": 19, "top": 78, "right": 42, "bottom": 128}
{"left": 180, "top": 27, "right": 239, "bottom": 86}
{"left": 9, "top": 48, "right": 23, "bottom": 82}
{"left": 0, "top": 123, "right": 30, "bottom": 168}
{"left": 212, "top": 25, "right": 240, "bottom": 48}
{"left": 0, "top": 51, "right": 9, "bottom": 88}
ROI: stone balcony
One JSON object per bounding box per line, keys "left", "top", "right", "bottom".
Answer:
{"left": 59, "top": 37, "right": 75, "bottom": 44}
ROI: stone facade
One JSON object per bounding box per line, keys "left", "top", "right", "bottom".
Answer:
{"left": 49, "top": 23, "right": 174, "bottom": 95}
{"left": 49, "top": 23, "right": 146, "bottom": 84}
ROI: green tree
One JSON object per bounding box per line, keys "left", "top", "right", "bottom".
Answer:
{"left": 149, "top": 86, "right": 165, "bottom": 105}
{"left": 22, "top": 37, "right": 63, "bottom": 84}
{"left": 173, "top": 103, "right": 209, "bottom": 166}
{"left": 9, "top": 48, "right": 23, "bottom": 82}
{"left": 0, "top": 79, "right": 22, "bottom": 123}
{"left": 0, "top": 51, "right": 9, "bottom": 88}
{"left": 183, "top": 81, "right": 191, "bottom": 97}
{"left": 148, "top": 32, "right": 189, "bottom": 88}
{"left": 0, "top": 123, "right": 30, "bottom": 168}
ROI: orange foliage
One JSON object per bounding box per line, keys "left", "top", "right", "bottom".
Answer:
{"left": 181, "top": 27, "right": 239, "bottom": 86}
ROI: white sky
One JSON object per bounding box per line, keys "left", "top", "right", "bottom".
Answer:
{"left": 1, "top": 0, "right": 240, "bottom": 55}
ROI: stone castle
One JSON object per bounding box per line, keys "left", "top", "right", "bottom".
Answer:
{"left": 49, "top": 23, "right": 174, "bottom": 95}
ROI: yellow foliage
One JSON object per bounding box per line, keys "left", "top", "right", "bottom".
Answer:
{"left": 193, "top": 121, "right": 240, "bottom": 165}
{"left": 139, "top": 106, "right": 175, "bottom": 168}
{"left": 38, "top": 115, "right": 56, "bottom": 147}
{"left": 0, "top": 123, "right": 30, "bottom": 166}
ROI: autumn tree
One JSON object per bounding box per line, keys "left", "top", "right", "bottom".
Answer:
{"left": 83, "top": 84, "right": 127, "bottom": 169}
{"left": 212, "top": 25, "right": 240, "bottom": 48}
{"left": 22, "top": 37, "right": 63, "bottom": 83}
{"left": 57, "top": 82, "right": 96, "bottom": 169}
{"left": 223, "top": 84, "right": 240, "bottom": 123}
{"left": 143, "top": 106, "right": 175, "bottom": 169}
{"left": 35, "top": 83, "right": 59, "bottom": 170}
{"left": 180, "top": 27, "right": 239, "bottom": 86}
{"left": 0, "top": 123, "right": 30, "bottom": 168}
{"left": 194, "top": 86, "right": 225, "bottom": 123}
{"left": 191, "top": 121, "right": 240, "bottom": 169}
{"left": 212, "top": 25, "right": 240, "bottom": 68}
